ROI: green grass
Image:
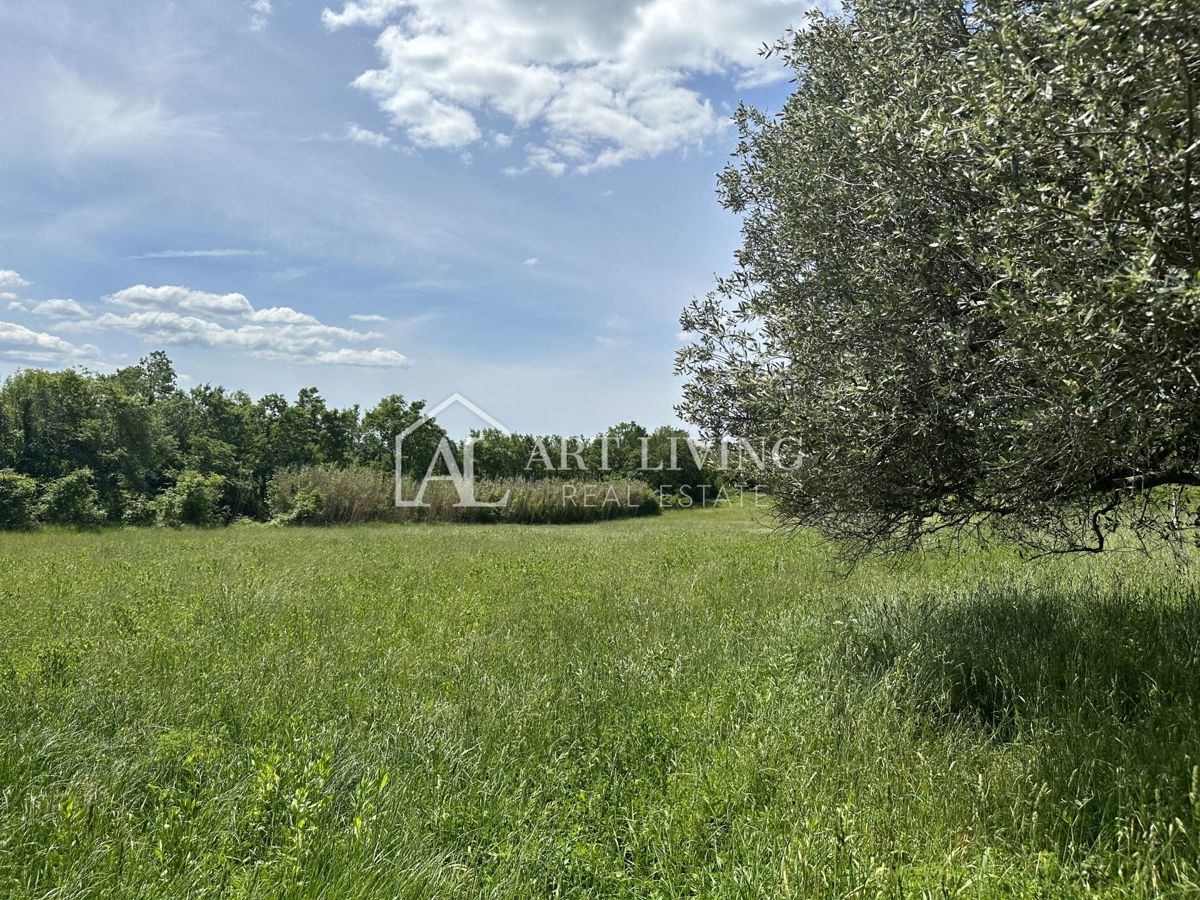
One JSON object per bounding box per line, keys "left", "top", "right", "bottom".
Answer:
{"left": 0, "top": 505, "right": 1197, "bottom": 897}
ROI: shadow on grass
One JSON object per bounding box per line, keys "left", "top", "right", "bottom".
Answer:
{"left": 833, "top": 577, "right": 1200, "bottom": 858}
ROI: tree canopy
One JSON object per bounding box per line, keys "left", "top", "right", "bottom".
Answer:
{"left": 678, "top": 0, "right": 1200, "bottom": 554}
{"left": 0, "top": 352, "right": 721, "bottom": 526}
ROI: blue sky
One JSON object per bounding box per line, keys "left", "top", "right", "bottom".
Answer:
{"left": 0, "top": 0, "right": 812, "bottom": 434}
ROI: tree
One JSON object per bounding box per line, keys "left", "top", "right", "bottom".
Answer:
{"left": 181, "top": 385, "right": 268, "bottom": 518}
{"left": 359, "top": 395, "right": 444, "bottom": 478}
{"left": 112, "top": 351, "right": 179, "bottom": 404}
{"left": 677, "top": 0, "right": 1200, "bottom": 555}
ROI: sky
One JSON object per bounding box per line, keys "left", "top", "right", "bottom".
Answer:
{"left": 0, "top": 0, "right": 817, "bottom": 435}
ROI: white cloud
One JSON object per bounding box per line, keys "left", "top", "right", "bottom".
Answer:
{"left": 350, "top": 313, "right": 388, "bottom": 322}
{"left": 108, "top": 284, "right": 255, "bottom": 317}
{"left": 0, "top": 270, "right": 30, "bottom": 289}
{"left": 504, "top": 144, "right": 568, "bottom": 177}
{"left": 347, "top": 123, "right": 391, "bottom": 147}
{"left": 30, "top": 299, "right": 90, "bottom": 319}
{"left": 128, "top": 249, "right": 265, "bottom": 260}
{"left": 321, "top": 0, "right": 806, "bottom": 171}
{"left": 77, "top": 284, "right": 409, "bottom": 367}
{"left": 523, "top": 257, "right": 540, "bottom": 267}
{"left": 269, "top": 267, "right": 314, "bottom": 282}
{"left": 321, "top": 0, "right": 403, "bottom": 28}
{"left": 596, "top": 312, "right": 633, "bottom": 349}
{"left": 250, "top": 0, "right": 273, "bottom": 31}
{"left": 0, "top": 320, "right": 99, "bottom": 364}
{"left": 604, "top": 314, "right": 631, "bottom": 331}
{"left": 596, "top": 334, "right": 632, "bottom": 350}
{"left": 313, "top": 348, "right": 410, "bottom": 367}
{"left": 17, "top": 61, "right": 213, "bottom": 165}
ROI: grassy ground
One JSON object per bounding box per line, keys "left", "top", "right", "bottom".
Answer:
{"left": 0, "top": 505, "right": 1197, "bottom": 897}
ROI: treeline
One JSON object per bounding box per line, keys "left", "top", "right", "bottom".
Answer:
{"left": 467, "top": 423, "right": 722, "bottom": 498}
{"left": 0, "top": 352, "right": 721, "bottom": 529}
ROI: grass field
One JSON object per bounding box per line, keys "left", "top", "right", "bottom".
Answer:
{"left": 1, "top": 505, "right": 1198, "bottom": 897}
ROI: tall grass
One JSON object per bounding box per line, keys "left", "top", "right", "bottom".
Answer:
{"left": 0, "top": 507, "right": 1196, "bottom": 895}
{"left": 268, "top": 465, "right": 661, "bottom": 525}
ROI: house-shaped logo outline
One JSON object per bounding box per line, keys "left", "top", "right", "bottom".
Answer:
{"left": 396, "top": 392, "right": 512, "bottom": 444}
{"left": 395, "top": 392, "right": 512, "bottom": 508}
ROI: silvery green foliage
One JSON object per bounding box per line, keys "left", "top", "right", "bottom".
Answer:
{"left": 678, "top": 0, "right": 1200, "bottom": 555}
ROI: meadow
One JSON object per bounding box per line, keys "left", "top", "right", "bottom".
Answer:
{"left": 0, "top": 505, "right": 1198, "bottom": 897}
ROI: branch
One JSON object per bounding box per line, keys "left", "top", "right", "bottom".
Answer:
{"left": 1091, "top": 470, "right": 1200, "bottom": 492}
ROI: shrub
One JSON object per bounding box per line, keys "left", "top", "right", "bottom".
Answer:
{"left": 37, "top": 469, "right": 107, "bottom": 528}
{"left": 121, "top": 495, "right": 158, "bottom": 526}
{"left": 155, "top": 471, "right": 227, "bottom": 527}
{"left": 0, "top": 470, "right": 37, "bottom": 531}
{"left": 273, "top": 489, "right": 328, "bottom": 526}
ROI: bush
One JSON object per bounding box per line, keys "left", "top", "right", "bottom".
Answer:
{"left": 37, "top": 469, "right": 107, "bottom": 528}
{"left": 155, "top": 471, "right": 226, "bottom": 527}
{"left": 0, "top": 470, "right": 37, "bottom": 531}
{"left": 273, "top": 489, "right": 327, "bottom": 526}
{"left": 121, "top": 495, "right": 158, "bottom": 526}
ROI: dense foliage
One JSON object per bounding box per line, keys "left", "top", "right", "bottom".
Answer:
{"left": 36, "top": 469, "right": 106, "bottom": 529}
{"left": 0, "top": 353, "right": 720, "bottom": 528}
{"left": 678, "top": 0, "right": 1200, "bottom": 555}
{"left": 470, "top": 423, "right": 725, "bottom": 505}
{"left": 154, "top": 470, "right": 227, "bottom": 528}
{"left": 0, "top": 472, "right": 36, "bottom": 531}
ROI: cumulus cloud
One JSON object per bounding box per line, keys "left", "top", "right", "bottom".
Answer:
{"left": 350, "top": 313, "right": 388, "bottom": 322}
{"left": 79, "top": 284, "right": 410, "bottom": 367}
{"left": 313, "top": 348, "right": 410, "bottom": 367}
{"left": 347, "top": 123, "right": 392, "bottom": 147}
{"left": 250, "top": 0, "right": 273, "bottom": 31}
{"left": 30, "top": 299, "right": 90, "bottom": 319}
{"left": 109, "top": 284, "right": 256, "bottom": 317}
{"left": 523, "top": 257, "right": 540, "bottom": 267}
{"left": 0, "top": 270, "right": 31, "bottom": 289}
{"left": 321, "top": 0, "right": 807, "bottom": 172}
{"left": 0, "top": 320, "right": 99, "bottom": 364}
{"left": 504, "top": 144, "right": 568, "bottom": 177}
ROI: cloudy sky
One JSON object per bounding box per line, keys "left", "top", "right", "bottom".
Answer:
{"left": 0, "top": 0, "right": 814, "bottom": 433}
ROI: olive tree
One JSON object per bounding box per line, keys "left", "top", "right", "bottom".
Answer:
{"left": 678, "top": 0, "right": 1200, "bottom": 554}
